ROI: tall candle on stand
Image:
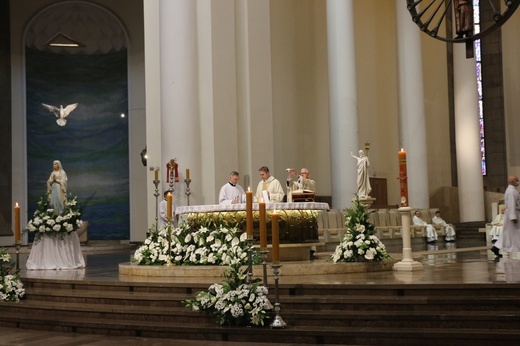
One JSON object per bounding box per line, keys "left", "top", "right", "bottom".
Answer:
{"left": 154, "top": 167, "right": 159, "bottom": 181}
{"left": 186, "top": 169, "right": 190, "bottom": 180}
{"left": 246, "top": 188, "right": 253, "bottom": 238}
{"left": 398, "top": 148, "right": 408, "bottom": 207}
{"left": 14, "top": 203, "right": 20, "bottom": 243}
{"left": 259, "top": 201, "right": 267, "bottom": 249}
{"left": 166, "top": 192, "right": 173, "bottom": 219}
{"left": 271, "top": 210, "right": 280, "bottom": 263}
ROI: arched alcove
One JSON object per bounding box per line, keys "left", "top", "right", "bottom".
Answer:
{"left": 24, "top": 1, "right": 131, "bottom": 241}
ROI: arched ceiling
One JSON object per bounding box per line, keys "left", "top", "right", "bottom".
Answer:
{"left": 25, "top": 1, "right": 127, "bottom": 55}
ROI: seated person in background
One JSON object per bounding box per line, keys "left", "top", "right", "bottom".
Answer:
{"left": 255, "top": 166, "right": 285, "bottom": 202}
{"left": 432, "top": 210, "right": 456, "bottom": 242}
{"left": 286, "top": 168, "right": 316, "bottom": 202}
{"left": 413, "top": 210, "right": 438, "bottom": 243}
{"left": 219, "top": 171, "right": 246, "bottom": 205}
{"left": 489, "top": 207, "right": 505, "bottom": 244}
{"left": 159, "top": 190, "right": 175, "bottom": 229}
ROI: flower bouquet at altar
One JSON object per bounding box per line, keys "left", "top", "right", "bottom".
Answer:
{"left": 25, "top": 194, "right": 83, "bottom": 242}
{"left": 0, "top": 248, "right": 25, "bottom": 302}
{"left": 132, "top": 225, "right": 256, "bottom": 266}
{"left": 331, "top": 195, "right": 391, "bottom": 263}
{"left": 185, "top": 262, "right": 272, "bottom": 326}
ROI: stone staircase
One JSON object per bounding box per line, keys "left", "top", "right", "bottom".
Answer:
{"left": 1, "top": 278, "right": 520, "bottom": 345}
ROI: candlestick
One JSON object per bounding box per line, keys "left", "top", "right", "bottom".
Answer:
{"left": 186, "top": 168, "right": 190, "bottom": 180}
{"left": 269, "top": 263, "right": 286, "bottom": 328}
{"left": 14, "top": 203, "right": 20, "bottom": 243}
{"left": 246, "top": 188, "right": 253, "bottom": 238}
{"left": 154, "top": 168, "right": 159, "bottom": 181}
{"left": 166, "top": 192, "right": 172, "bottom": 218}
{"left": 398, "top": 148, "right": 408, "bottom": 207}
{"left": 259, "top": 202, "right": 267, "bottom": 249}
{"left": 271, "top": 210, "right": 280, "bottom": 264}
{"left": 184, "top": 178, "right": 192, "bottom": 206}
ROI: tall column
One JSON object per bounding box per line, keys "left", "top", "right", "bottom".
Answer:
{"left": 236, "top": 0, "right": 275, "bottom": 188}
{"left": 454, "top": 43, "right": 485, "bottom": 222}
{"left": 143, "top": 0, "right": 162, "bottom": 237}
{"left": 160, "top": 0, "right": 201, "bottom": 206}
{"left": 395, "top": 1, "right": 429, "bottom": 208}
{"left": 326, "top": 0, "right": 358, "bottom": 209}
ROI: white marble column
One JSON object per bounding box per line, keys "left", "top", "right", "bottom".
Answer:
{"left": 395, "top": 1, "right": 429, "bottom": 209}
{"left": 454, "top": 43, "right": 485, "bottom": 222}
{"left": 143, "top": 0, "right": 162, "bottom": 237}
{"left": 235, "top": 0, "right": 275, "bottom": 188}
{"left": 159, "top": 0, "right": 201, "bottom": 206}
{"left": 326, "top": 0, "right": 358, "bottom": 209}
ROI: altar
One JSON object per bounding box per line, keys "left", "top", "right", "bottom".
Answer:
{"left": 176, "top": 202, "right": 329, "bottom": 243}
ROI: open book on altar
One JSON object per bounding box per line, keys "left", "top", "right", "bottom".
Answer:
{"left": 291, "top": 190, "right": 315, "bottom": 202}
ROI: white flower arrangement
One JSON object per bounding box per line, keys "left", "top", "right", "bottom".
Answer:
{"left": 185, "top": 263, "right": 272, "bottom": 326}
{"left": 132, "top": 225, "right": 252, "bottom": 266}
{"left": 331, "top": 195, "right": 391, "bottom": 263}
{"left": 0, "top": 248, "right": 25, "bottom": 302}
{"left": 25, "top": 194, "right": 83, "bottom": 242}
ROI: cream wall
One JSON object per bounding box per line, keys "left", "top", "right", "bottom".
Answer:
{"left": 354, "top": 1, "right": 401, "bottom": 206}
{"left": 270, "top": 0, "right": 331, "bottom": 197}
{"left": 420, "top": 27, "right": 452, "bottom": 194}
{"left": 502, "top": 7, "right": 520, "bottom": 175}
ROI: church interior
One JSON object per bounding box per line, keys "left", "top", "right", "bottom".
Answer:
{"left": 1, "top": 0, "right": 520, "bottom": 344}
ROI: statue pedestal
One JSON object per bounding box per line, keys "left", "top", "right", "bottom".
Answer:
{"left": 358, "top": 197, "right": 376, "bottom": 208}
{"left": 393, "top": 207, "right": 423, "bottom": 272}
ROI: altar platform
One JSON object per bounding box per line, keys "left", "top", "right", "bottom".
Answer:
{"left": 3, "top": 238, "right": 520, "bottom": 345}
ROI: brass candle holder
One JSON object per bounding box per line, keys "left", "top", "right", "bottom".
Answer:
{"left": 246, "top": 234, "right": 254, "bottom": 283}
{"left": 260, "top": 248, "right": 269, "bottom": 286}
{"left": 269, "top": 263, "right": 286, "bottom": 328}
{"left": 166, "top": 218, "right": 173, "bottom": 266}
{"left": 15, "top": 241, "right": 21, "bottom": 271}
{"left": 185, "top": 178, "right": 192, "bottom": 206}
{"left": 153, "top": 178, "right": 160, "bottom": 233}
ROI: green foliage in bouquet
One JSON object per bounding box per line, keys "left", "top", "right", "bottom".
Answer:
{"left": 331, "top": 195, "right": 392, "bottom": 262}
{"left": 184, "top": 262, "right": 271, "bottom": 326}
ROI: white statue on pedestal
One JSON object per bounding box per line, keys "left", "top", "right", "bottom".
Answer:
{"left": 350, "top": 149, "right": 371, "bottom": 198}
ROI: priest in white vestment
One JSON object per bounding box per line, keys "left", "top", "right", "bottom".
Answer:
{"left": 413, "top": 211, "right": 438, "bottom": 243}
{"left": 493, "top": 176, "right": 520, "bottom": 257}
{"left": 255, "top": 166, "right": 285, "bottom": 202}
{"left": 489, "top": 207, "right": 505, "bottom": 244}
{"left": 286, "top": 168, "right": 316, "bottom": 202}
{"left": 432, "top": 210, "right": 456, "bottom": 242}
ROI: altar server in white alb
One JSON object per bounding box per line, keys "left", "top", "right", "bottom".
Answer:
{"left": 432, "top": 210, "right": 456, "bottom": 242}
{"left": 219, "top": 171, "right": 246, "bottom": 205}
{"left": 255, "top": 166, "right": 285, "bottom": 202}
{"left": 492, "top": 176, "right": 520, "bottom": 258}
{"left": 489, "top": 207, "right": 505, "bottom": 244}
{"left": 413, "top": 210, "right": 438, "bottom": 243}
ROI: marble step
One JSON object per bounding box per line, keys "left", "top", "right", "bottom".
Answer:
{"left": 1, "top": 312, "right": 520, "bottom": 345}
{"left": 23, "top": 287, "right": 520, "bottom": 312}
{"left": 3, "top": 298, "right": 520, "bottom": 330}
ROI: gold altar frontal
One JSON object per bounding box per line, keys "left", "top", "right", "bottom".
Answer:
{"left": 176, "top": 202, "right": 330, "bottom": 244}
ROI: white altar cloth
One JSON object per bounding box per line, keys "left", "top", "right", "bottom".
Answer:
{"left": 176, "top": 202, "right": 330, "bottom": 215}
{"left": 26, "top": 232, "right": 85, "bottom": 270}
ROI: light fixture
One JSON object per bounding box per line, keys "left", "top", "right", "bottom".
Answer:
{"left": 140, "top": 147, "right": 147, "bottom": 166}
{"left": 44, "top": 32, "right": 86, "bottom": 48}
